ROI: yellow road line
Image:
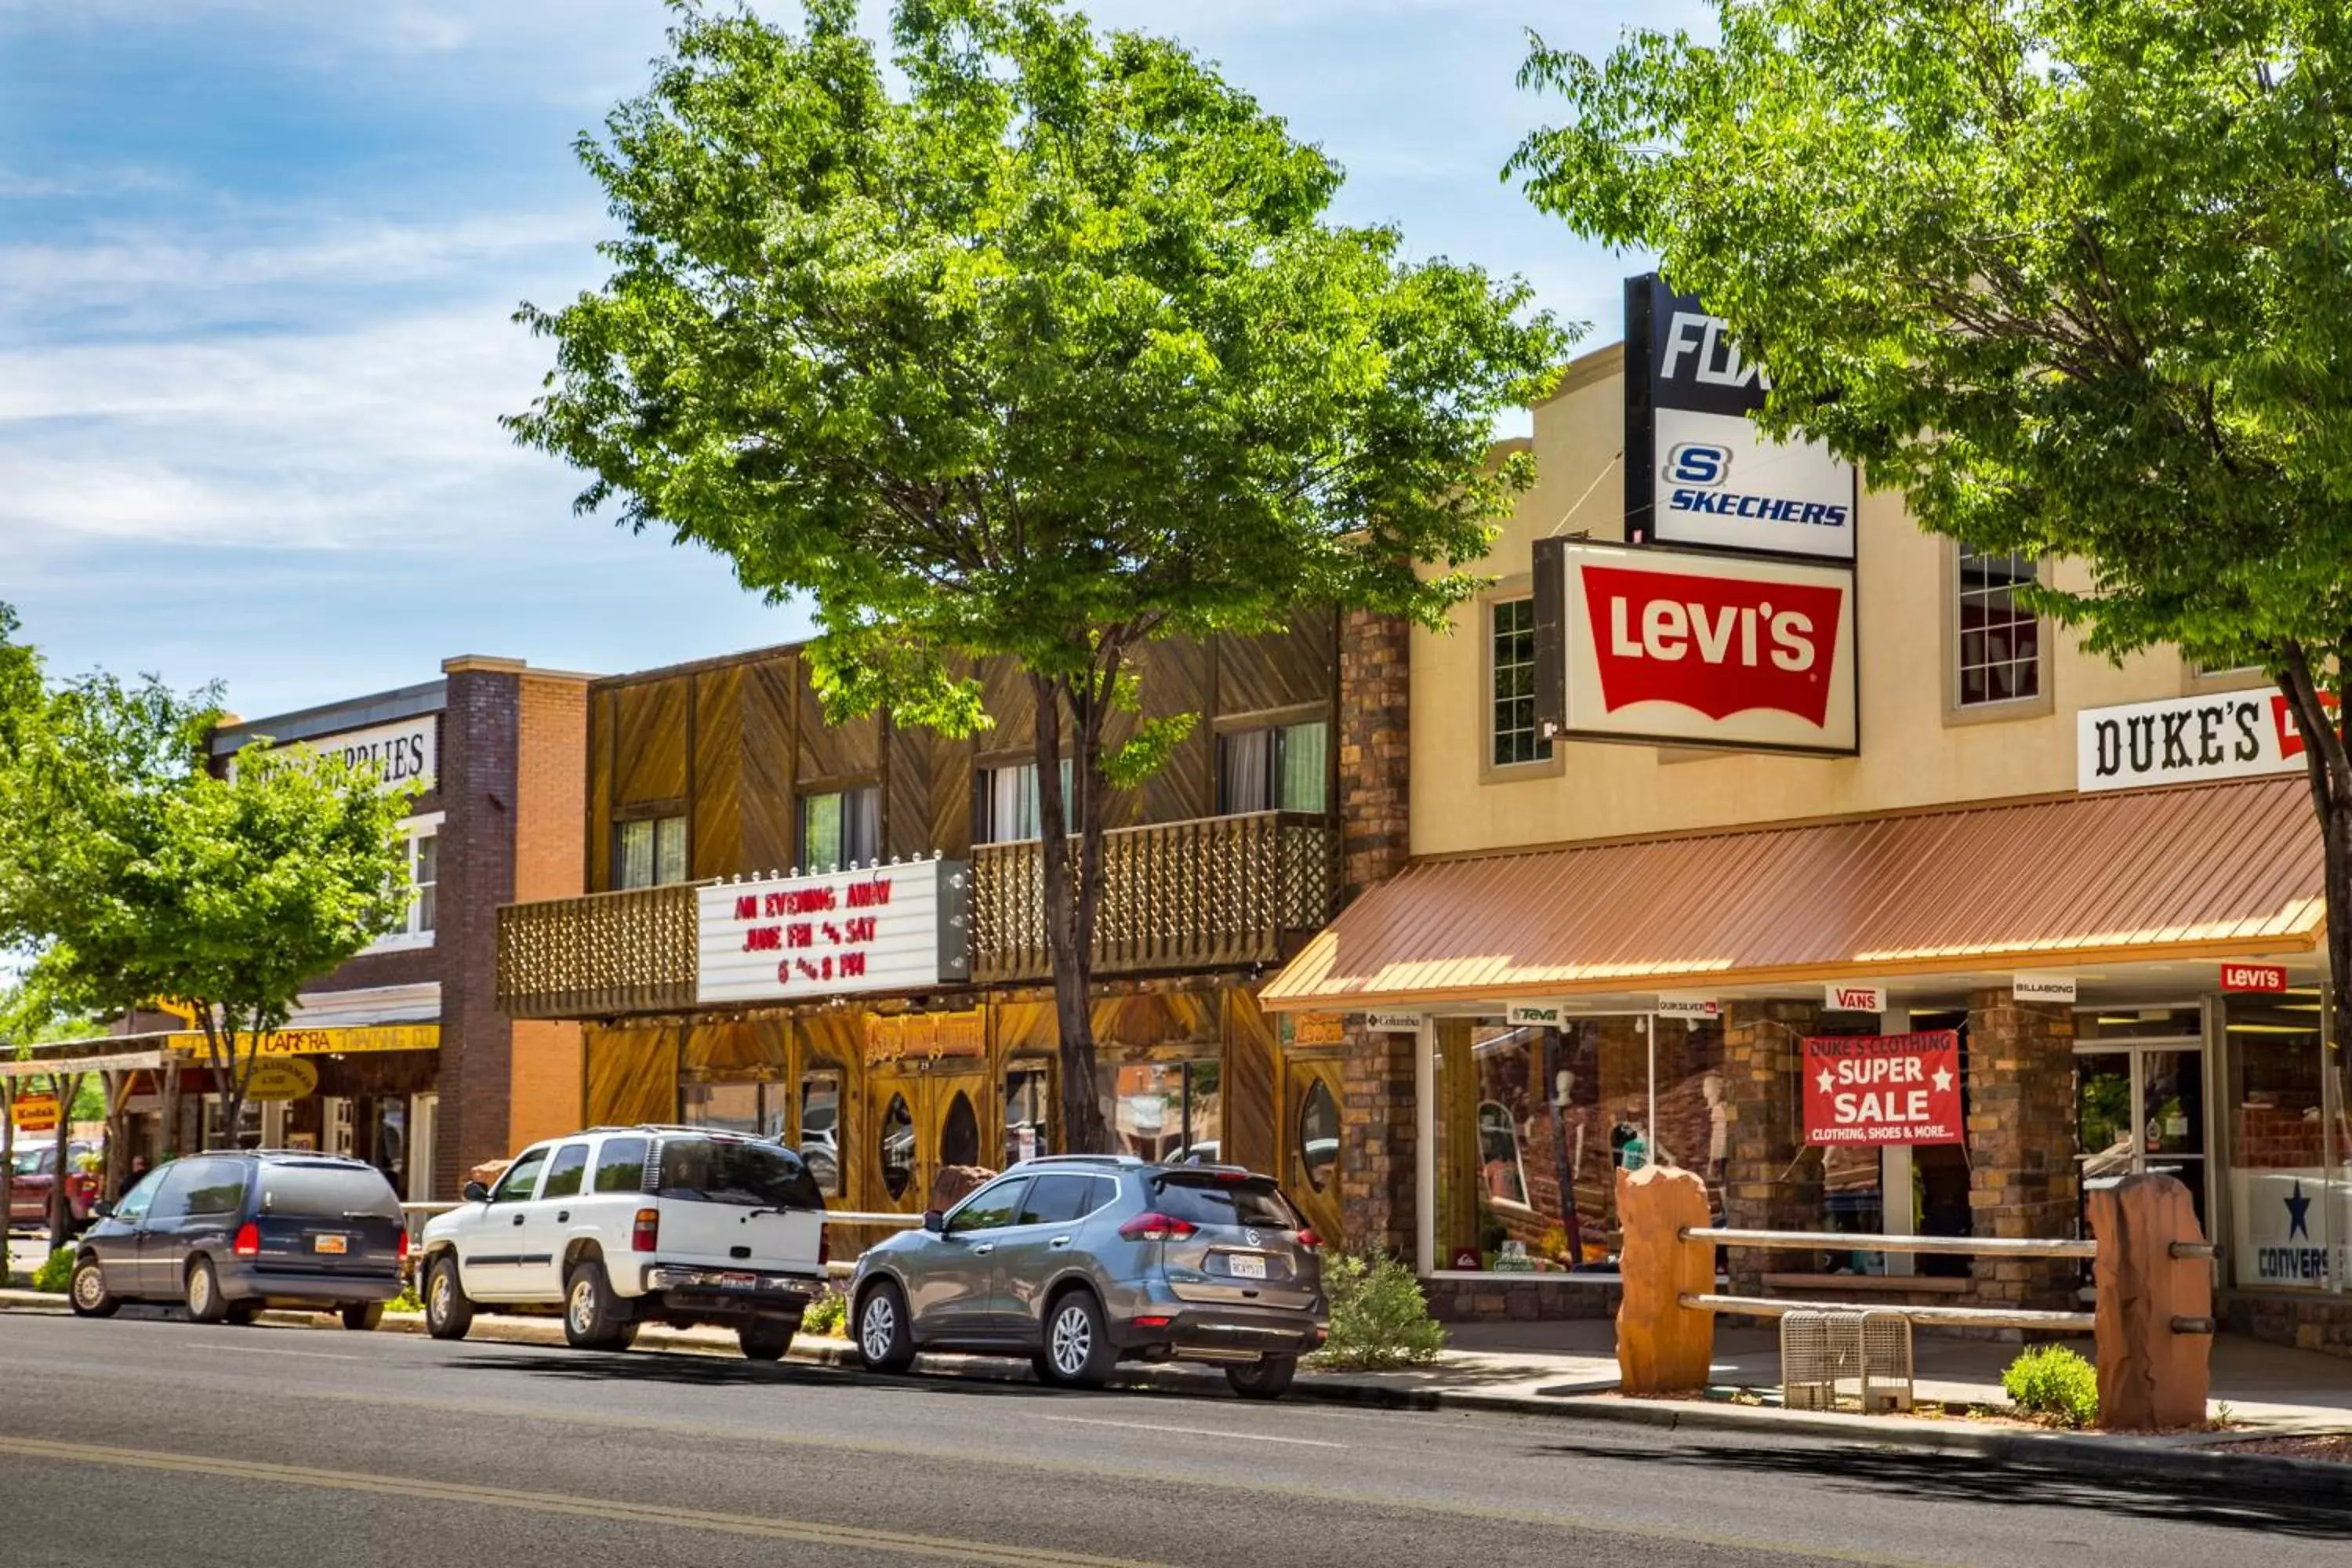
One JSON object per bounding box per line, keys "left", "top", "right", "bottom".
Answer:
{"left": 0, "top": 1436, "right": 1164, "bottom": 1568}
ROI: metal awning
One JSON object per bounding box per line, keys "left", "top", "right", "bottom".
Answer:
{"left": 0, "top": 1048, "right": 172, "bottom": 1080}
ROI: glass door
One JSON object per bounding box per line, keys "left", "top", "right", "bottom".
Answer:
{"left": 2074, "top": 1042, "right": 2207, "bottom": 1230}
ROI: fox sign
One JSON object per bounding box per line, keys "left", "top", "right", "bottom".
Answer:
{"left": 1804, "top": 1032, "right": 1964, "bottom": 1147}
{"left": 1552, "top": 543, "right": 1858, "bottom": 753}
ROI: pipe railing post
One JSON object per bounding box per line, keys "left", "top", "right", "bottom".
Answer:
{"left": 2089, "top": 1172, "right": 2213, "bottom": 1431}
{"left": 1616, "top": 1163, "right": 1715, "bottom": 1395}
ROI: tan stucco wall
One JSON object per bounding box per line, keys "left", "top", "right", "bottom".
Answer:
{"left": 1413, "top": 349, "right": 2259, "bottom": 858}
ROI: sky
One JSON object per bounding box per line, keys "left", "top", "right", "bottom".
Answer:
{"left": 0, "top": 0, "right": 1698, "bottom": 721}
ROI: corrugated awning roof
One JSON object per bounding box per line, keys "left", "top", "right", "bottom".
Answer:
{"left": 1261, "top": 778, "right": 2325, "bottom": 1011}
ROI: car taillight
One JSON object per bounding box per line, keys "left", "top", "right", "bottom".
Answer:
{"left": 632, "top": 1207, "right": 660, "bottom": 1253}
{"left": 1117, "top": 1212, "right": 1196, "bottom": 1242}
{"left": 397, "top": 1228, "right": 410, "bottom": 1262}
{"left": 233, "top": 1222, "right": 260, "bottom": 1258}
{"left": 1131, "top": 1315, "right": 1172, "bottom": 1330}
{"left": 1295, "top": 1228, "right": 1323, "bottom": 1250}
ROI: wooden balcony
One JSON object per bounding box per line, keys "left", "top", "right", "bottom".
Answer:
{"left": 970, "top": 811, "right": 1340, "bottom": 984}
{"left": 498, "top": 812, "right": 1341, "bottom": 1020}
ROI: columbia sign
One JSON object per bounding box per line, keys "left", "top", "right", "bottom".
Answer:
{"left": 1557, "top": 544, "right": 1857, "bottom": 754}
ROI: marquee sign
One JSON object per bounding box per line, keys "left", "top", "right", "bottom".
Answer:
{"left": 1547, "top": 543, "right": 1858, "bottom": 755}
{"left": 697, "top": 858, "right": 971, "bottom": 1005}
{"left": 1803, "top": 1031, "right": 1963, "bottom": 1147}
{"left": 1624, "top": 274, "right": 1857, "bottom": 563}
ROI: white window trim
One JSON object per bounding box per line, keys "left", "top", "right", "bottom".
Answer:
{"left": 1942, "top": 543, "right": 2055, "bottom": 726}
{"left": 365, "top": 811, "right": 445, "bottom": 953}
{"left": 1479, "top": 578, "right": 1563, "bottom": 782}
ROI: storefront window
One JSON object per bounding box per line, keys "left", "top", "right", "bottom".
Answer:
{"left": 1004, "top": 1068, "right": 1051, "bottom": 1166}
{"left": 940, "top": 1091, "right": 980, "bottom": 1169}
{"left": 800, "top": 1071, "right": 842, "bottom": 1197}
{"left": 2225, "top": 994, "right": 2333, "bottom": 1291}
{"left": 682, "top": 1081, "right": 765, "bottom": 1136}
{"left": 1101, "top": 1058, "right": 1220, "bottom": 1163}
{"left": 878, "top": 1092, "right": 914, "bottom": 1202}
{"left": 1299, "top": 1080, "right": 1339, "bottom": 1192}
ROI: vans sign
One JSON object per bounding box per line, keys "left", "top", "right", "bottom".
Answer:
{"left": 1824, "top": 982, "right": 1886, "bottom": 1014}
{"left": 2077, "top": 690, "right": 2337, "bottom": 794}
{"left": 1553, "top": 543, "right": 1858, "bottom": 755}
{"left": 1624, "top": 275, "right": 1857, "bottom": 563}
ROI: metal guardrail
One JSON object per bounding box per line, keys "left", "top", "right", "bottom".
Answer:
{"left": 1682, "top": 1226, "right": 2097, "bottom": 1259}
{"left": 1685, "top": 1294, "right": 2096, "bottom": 1332}
{"left": 822, "top": 1211, "right": 920, "bottom": 1229}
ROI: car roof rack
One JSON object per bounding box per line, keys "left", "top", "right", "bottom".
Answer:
{"left": 1018, "top": 1152, "right": 1149, "bottom": 1167}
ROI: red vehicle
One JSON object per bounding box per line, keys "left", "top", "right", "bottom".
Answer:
{"left": 8, "top": 1142, "right": 100, "bottom": 1232}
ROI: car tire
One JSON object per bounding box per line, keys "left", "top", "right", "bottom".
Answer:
{"left": 425, "top": 1255, "right": 475, "bottom": 1341}
{"left": 563, "top": 1257, "right": 635, "bottom": 1352}
{"left": 68, "top": 1256, "right": 119, "bottom": 1318}
{"left": 341, "top": 1301, "right": 385, "bottom": 1332}
{"left": 224, "top": 1301, "right": 259, "bottom": 1327}
{"left": 855, "top": 1282, "right": 916, "bottom": 1374}
{"left": 1225, "top": 1354, "right": 1298, "bottom": 1401}
{"left": 739, "top": 1318, "right": 798, "bottom": 1363}
{"left": 1040, "top": 1289, "right": 1115, "bottom": 1390}
{"left": 184, "top": 1257, "right": 229, "bottom": 1324}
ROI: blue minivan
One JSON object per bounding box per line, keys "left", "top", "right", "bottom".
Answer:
{"left": 67, "top": 1151, "right": 406, "bottom": 1328}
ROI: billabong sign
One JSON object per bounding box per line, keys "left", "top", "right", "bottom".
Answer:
{"left": 1552, "top": 543, "right": 1857, "bottom": 755}
{"left": 1624, "top": 276, "right": 1857, "bottom": 563}
{"left": 2077, "top": 691, "right": 2334, "bottom": 794}
{"left": 2012, "top": 975, "right": 2077, "bottom": 1004}
{"left": 1823, "top": 982, "right": 1886, "bottom": 1014}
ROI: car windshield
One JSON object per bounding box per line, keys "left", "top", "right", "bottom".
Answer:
{"left": 260, "top": 1163, "right": 401, "bottom": 1220}
{"left": 9, "top": 1148, "right": 53, "bottom": 1177}
{"left": 655, "top": 1138, "right": 824, "bottom": 1210}
{"left": 1150, "top": 1173, "right": 1299, "bottom": 1230}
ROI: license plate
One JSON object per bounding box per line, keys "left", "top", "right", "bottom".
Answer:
{"left": 313, "top": 1235, "right": 347, "bottom": 1255}
{"left": 1226, "top": 1254, "right": 1268, "bottom": 1280}
{"left": 720, "top": 1272, "right": 757, "bottom": 1290}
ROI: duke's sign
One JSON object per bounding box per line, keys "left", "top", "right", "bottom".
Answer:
{"left": 2076, "top": 690, "right": 2335, "bottom": 794}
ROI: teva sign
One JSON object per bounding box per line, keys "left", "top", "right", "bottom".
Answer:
{"left": 1624, "top": 274, "right": 1857, "bottom": 563}
{"left": 2077, "top": 690, "right": 2339, "bottom": 794}
{"left": 696, "top": 858, "right": 971, "bottom": 1005}
{"left": 1803, "top": 1032, "right": 1963, "bottom": 1147}
{"left": 1547, "top": 543, "right": 1858, "bottom": 754}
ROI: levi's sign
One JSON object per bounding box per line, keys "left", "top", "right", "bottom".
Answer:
{"left": 2220, "top": 962, "right": 2288, "bottom": 994}
{"left": 1804, "top": 1032, "right": 1963, "bottom": 1146}
{"left": 2078, "top": 691, "right": 2337, "bottom": 793}
{"left": 1558, "top": 543, "right": 1857, "bottom": 754}
{"left": 697, "top": 858, "right": 970, "bottom": 1005}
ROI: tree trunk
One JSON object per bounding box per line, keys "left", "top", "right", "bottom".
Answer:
{"left": 2277, "top": 648, "right": 2352, "bottom": 1064}
{"left": 102, "top": 1070, "right": 132, "bottom": 1201}
{"left": 47, "top": 1071, "right": 84, "bottom": 1253}
{"left": 159, "top": 1057, "right": 182, "bottom": 1161}
{"left": 1033, "top": 673, "right": 1111, "bottom": 1154}
{"left": 1, "top": 1080, "right": 16, "bottom": 1286}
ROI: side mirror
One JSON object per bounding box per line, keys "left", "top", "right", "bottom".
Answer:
{"left": 921, "top": 1210, "right": 946, "bottom": 1235}
{"left": 92, "top": 1200, "right": 113, "bottom": 1220}
{"left": 463, "top": 1180, "right": 491, "bottom": 1203}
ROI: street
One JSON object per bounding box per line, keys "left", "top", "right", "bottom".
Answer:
{"left": 0, "top": 1312, "right": 2340, "bottom": 1568}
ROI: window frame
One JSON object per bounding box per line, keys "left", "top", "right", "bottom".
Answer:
{"left": 946, "top": 1174, "right": 1033, "bottom": 1234}
{"left": 365, "top": 811, "right": 445, "bottom": 952}
{"left": 539, "top": 1142, "right": 591, "bottom": 1201}
{"left": 798, "top": 782, "right": 881, "bottom": 872}
{"left": 613, "top": 812, "right": 689, "bottom": 890}
{"left": 1943, "top": 543, "right": 2056, "bottom": 724}
{"left": 972, "top": 758, "right": 1074, "bottom": 845}
{"left": 1211, "top": 705, "right": 1334, "bottom": 817}
{"left": 591, "top": 1135, "right": 651, "bottom": 1195}
{"left": 489, "top": 1145, "right": 552, "bottom": 1204}
{"left": 1477, "top": 576, "right": 1563, "bottom": 782}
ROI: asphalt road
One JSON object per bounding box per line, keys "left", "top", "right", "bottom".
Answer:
{"left": 0, "top": 1309, "right": 2343, "bottom": 1568}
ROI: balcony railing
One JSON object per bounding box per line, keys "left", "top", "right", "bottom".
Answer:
{"left": 497, "top": 811, "right": 1341, "bottom": 1020}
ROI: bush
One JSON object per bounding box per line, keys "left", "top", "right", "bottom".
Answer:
{"left": 2002, "top": 1345, "right": 2099, "bottom": 1428}
{"left": 802, "top": 1284, "right": 848, "bottom": 1338}
{"left": 1312, "top": 1247, "right": 1446, "bottom": 1370}
{"left": 387, "top": 1285, "right": 423, "bottom": 1314}
{"left": 31, "top": 1247, "right": 74, "bottom": 1294}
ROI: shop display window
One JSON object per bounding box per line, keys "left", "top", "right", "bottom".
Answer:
{"left": 1100, "top": 1058, "right": 1221, "bottom": 1164}
{"left": 878, "top": 1093, "right": 914, "bottom": 1201}
{"left": 681, "top": 1081, "right": 767, "bottom": 1136}
{"left": 800, "top": 1071, "right": 843, "bottom": 1197}
{"left": 1298, "top": 1079, "right": 1339, "bottom": 1192}
{"left": 1004, "top": 1067, "right": 1051, "bottom": 1166}
{"left": 2224, "top": 994, "right": 2341, "bottom": 1293}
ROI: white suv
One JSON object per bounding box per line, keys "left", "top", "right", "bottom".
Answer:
{"left": 416, "top": 1126, "right": 826, "bottom": 1359}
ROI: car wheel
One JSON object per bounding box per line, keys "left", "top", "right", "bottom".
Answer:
{"left": 739, "top": 1317, "right": 798, "bottom": 1363}
{"left": 1225, "top": 1354, "right": 1298, "bottom": 1401}
{"left": 68, "top": 1257, "right": 119, "bottom": 1318}
{"left": 224, "top": 1301, "right": 259, "bottom": 1327}
{"left": 341, "top": 1301, "right": 385, "bottom": 1332}
{"left": 855, "top": 1282, "right": 916, "bottom": 1374}
{"left": 563, "top": 1257, "right": 636, "bottom": 1352}
{"left": 425, "top": 1255, "right": 475, "bottom": 1341}
{"left": 184, "top": 1257, "right": 229, "bottom": 1324}
{"left": 1040, "top": 1290, "right": 1114, "bottom": 1389}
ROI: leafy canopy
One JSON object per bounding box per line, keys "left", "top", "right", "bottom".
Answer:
{"left": 511, "top": 0, "right": 1568, "bottom": 741}
{"left": 1511, "top": 0, "right": 2352, "bottom": 685}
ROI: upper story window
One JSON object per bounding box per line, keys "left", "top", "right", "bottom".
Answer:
{"left": 368, "top": 813, "right": 441, "bottom": 950}
{"left": 1955, "top": 546, "right": 2043, "bottom": 707}
{"left": 616, "top": 815, "right": 687, "bottom": 889}
{"left": 976, "top": 760, "right": 1072, "bottom": 844}
{"left": 1490, "top": 598, "right": 1551, "bottom": 767}
{"left": 800, "top": 786, "right": 880, "bottom": 870}
{"left": 1217, "top": 720, "right": 1328, "bottom": 815}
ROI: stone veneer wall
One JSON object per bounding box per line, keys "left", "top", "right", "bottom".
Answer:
{"left": 2232, "top": 1294, "right": 2352, "bottom": 1360}
{"left": 1421, "top": 1275, "right": 1619, "bottom": 1323}
{"left": 1963, "top": 993, "right": 2081, "bottom": 1313}
{"left": 1339, "top": 1024, "right": 1416, "bottom": 1258}
{"left": 1721, "top": 999, "right": 1824, "bottom": 1296}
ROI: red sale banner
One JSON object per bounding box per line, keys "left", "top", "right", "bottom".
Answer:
{"left": 1803, "top": 1032, "right": 1963, "bottom": 1147}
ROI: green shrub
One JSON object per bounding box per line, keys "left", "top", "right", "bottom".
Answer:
{"left": 1312, "top": 1247, "right": 1446, "bottom": 1370}
{"left": 31, "top": 1247, "right": 74, "bottom": 1294}
{"left": 802, "top": 1284, "right": 848, "bottom": 1338}
{"left": 387, "top": 1285, "right": 423, "bottom": 1314}
{"left": 2002, "top": 1345, "right": 2099, "bottom": 1428}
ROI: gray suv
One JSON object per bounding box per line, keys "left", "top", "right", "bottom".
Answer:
{"left": 850, "top": 1156, "right": 1327, "bottom": 1399}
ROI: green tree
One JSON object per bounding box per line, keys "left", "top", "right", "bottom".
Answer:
{"left": 512, "top": 0, "right": 1567, "bottom": 1149}
{"left": 1512, "top": 0, "right": 2352, "bottom": 1050}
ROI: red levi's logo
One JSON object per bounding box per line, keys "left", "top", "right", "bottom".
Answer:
{"left": 1580, "top": 564, "right": 1843, "bottom": 727}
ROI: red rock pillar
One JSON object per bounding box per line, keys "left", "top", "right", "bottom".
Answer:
{"left": 2091, "top": 1173, "right": 2213, "bottom": 1431}
{"left": 1615, "top": 1164, "right": 1716, "bottom": 1395}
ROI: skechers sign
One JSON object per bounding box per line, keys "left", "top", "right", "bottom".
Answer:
{"left": 1555, "top": 543, "right": 1858, "bottom": 754}
{"left": 1624, "top": 274, "right": 1857, "bottom": 562}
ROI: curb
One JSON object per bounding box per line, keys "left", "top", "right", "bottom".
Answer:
{"left": 5, "top": 1297, "right": 2344, "bottom": 1500}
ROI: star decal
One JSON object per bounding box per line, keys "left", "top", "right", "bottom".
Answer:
{"left": 1816, "top": 1069, "right": 1835, "bottom": 1094}
{"left": 1931, "top": 1065, "right": 1955, "bottom": 1094}
{"left": 2286, "top": 1180, "right": 2312, "bottom": 1242}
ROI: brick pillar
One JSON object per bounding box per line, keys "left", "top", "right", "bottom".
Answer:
{"left": 1339, "top": 1023, "right": 1417, "bottom": 1257}
{"left": 1965, "top": 992, "right": 2079, "bottom": 1313}
{"left": 1337, "top": 608, "right": 1409, "bottom": 903}
{"left": 437, "top": 658, "right": 524, "bottom": 1196}
{"left": 1722, "top": 999, "right": 1821, "bottom": 1296}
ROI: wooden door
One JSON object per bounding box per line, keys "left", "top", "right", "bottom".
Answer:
{"left": 866, "top": 1065, "right": 991, "bottom": 1214}
{"left": 1280, "top": 1055, "right": 1345, "bottom": 1245}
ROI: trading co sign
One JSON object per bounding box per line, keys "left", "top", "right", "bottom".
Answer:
{"left": 1624, "top": 274, "right": 1857, "bottom": 564}
{"left": 1803, "top": 1031, "right": 1964, "bottom": 1147}
{"left": 1549, "top": 543, "right": 1858, "bottom": 755}
{"left": 697, "top": 858, "right": 971, "bottom": 1005}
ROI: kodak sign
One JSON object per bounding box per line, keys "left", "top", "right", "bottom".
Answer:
{"left": 1557, "top": 544, "right": 1857, "bottom": 754}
